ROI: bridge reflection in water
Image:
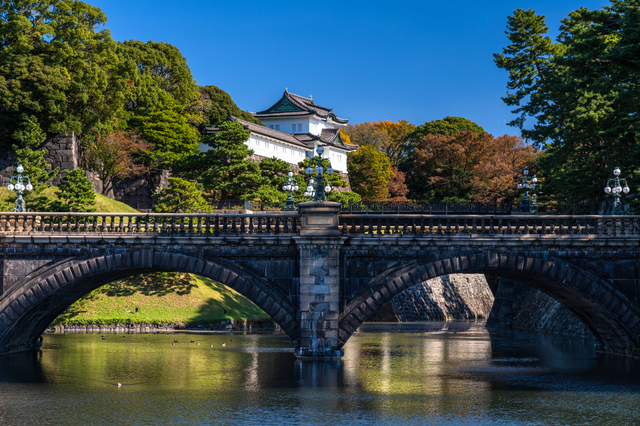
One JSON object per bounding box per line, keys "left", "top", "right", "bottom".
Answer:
{"left": 1, "top": 203, "right": 640, "bottom": 358}
{"left": 0, "top": 325, "right": 634, "bottom": 425}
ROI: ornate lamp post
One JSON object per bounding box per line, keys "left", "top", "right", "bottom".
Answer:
{"left": 516, "top": 167, "right": 537, "bottom": 213}
{"left": 7, "top": 164, "right": 33, "bottom": 212}
{"left": 281, "top": 169, "right": 299, "bottom": 211}
{"left": 303, "top": 145, "right": 333, "bottom": 201}
{"left": 604, "top": 167, "right": 630, "bottom": 215}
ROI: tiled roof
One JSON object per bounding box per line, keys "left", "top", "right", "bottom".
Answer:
{"left": 206, "top": 116, "right": 357, "bottom": 152}
{"left": 320, "top": 128, "right": 340, "bottom": 143}
{"left": 206, "top": 117, "right": 310, "bottom": 149}
{"left": 254, "top": 91, "right": 349, "bottom": 124}
{"left": 293, "top": 132, "right": 357, "bottom": 152}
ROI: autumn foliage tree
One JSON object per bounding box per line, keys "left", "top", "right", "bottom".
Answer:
{"left": 84, "top": 131, "right": 151, "bottom": 195}
{"left": 345, "top": 120, "right": 415, "bottom": 166}
{"left": 406, "top": 132, "right": 537, "bottom": 203}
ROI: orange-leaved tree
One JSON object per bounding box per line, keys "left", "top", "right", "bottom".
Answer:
{"left": 84, "top": 131, "right": 151, "bottom": 195}
{"left": 345, "top": 120, "right": 415, "bottom": 167}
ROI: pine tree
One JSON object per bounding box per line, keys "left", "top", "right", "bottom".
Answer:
{"left": 153, "top": 178, "right": 212, "bottom": 213}
{"left": 176, "top": 121, "right": 267, "bottom": 206}
{"left": 11, "top": 115, "right": 59, "bottom": 211}
{"left": 52, "top": 169, "right": 96, "bottom": 212}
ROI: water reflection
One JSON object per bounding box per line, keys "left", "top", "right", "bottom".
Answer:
{"left": 0, "top": 323, "right": 638, "bottom": 425}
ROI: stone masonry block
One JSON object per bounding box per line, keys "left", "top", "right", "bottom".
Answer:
{"left": 309, "top": 285, "right": 330, "bottom": 294}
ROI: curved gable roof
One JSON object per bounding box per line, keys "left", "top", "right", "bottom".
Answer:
{"left": 254, "top": 91, "right": 348, "bottom": 124}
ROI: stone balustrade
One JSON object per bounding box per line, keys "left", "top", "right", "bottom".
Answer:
{"left": 340, "top": 214, "right": 640, "bottom": 237}
{"left": 0, "top": 212, "right": 300, "bottom": 235}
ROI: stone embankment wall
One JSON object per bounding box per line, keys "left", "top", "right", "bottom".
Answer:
{"left": 0, "top": 131, "right": 169, "bottom": 211}
{"left": 368, "top": 274, "right": 495, "bottom": 322}
{"left": 487, "top": 278, "right": 592, "bottom": 337}
{"left": 0, "top": 131, "right": 81, "bottom": 186}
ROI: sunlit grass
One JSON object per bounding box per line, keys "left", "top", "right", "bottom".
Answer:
{"left": 0, "top": 187, "right": 138, "bottom": 213}
{"left": 54, "top": 273, "right": 271, "bottom": 325}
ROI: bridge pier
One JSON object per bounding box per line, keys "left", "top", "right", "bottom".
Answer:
{"left": 294, "top": 202, "right": 345, "bottom": 358}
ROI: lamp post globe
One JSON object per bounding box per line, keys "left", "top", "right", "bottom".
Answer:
{"left": 8, "top": 164, "right": 33, "bottom": 212}
{"left": 302, "top": 145, "right": 334, "bottom": 202}
{"left": 604, "top": 167, "right": 631, "bottom": 215}
{"left": 281, "top": 169, "right": 300, "bottom": 211}
{"left": 517, "top": 167, "right": 539, "bottom": 213}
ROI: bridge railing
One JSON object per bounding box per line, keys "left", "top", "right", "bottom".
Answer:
{"left": 339, "top": 214, "right": 640, "bottom": 237}
{"left": 0, "top": 213, "right": 301, "bottom": 235}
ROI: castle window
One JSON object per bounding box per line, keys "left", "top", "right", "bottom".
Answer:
{"left": 275, "top": 125, "right": 280, "bottom": 131}
{"left": 298, "top": 124, "right": 302, "bottom": 132}
{"left": 292, "top": 124, "right": 296, "bottom": 133}
{"left": 269, "top": 125, "right": 274, "bottom": 129}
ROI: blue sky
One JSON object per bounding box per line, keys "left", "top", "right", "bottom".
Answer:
{"left": 92, "top": 0, "right": 608, "bottom": 137}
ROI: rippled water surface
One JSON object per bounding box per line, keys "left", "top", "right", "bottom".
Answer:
{"left": 1, "top": 322, "right": 640, "bottom": 425}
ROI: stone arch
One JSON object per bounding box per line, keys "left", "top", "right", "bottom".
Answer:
{"left": 0, "top": 250, "right": 300, "bottom": 354}
{"left": 339, "top": 252, "right": 640, "bottom": 356}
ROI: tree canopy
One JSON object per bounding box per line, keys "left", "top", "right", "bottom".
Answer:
{"left": 347, "top": 146, "right": 394, "bottom": 200}
{"left": 199, "top": 85, "right": 263, "bottom": 127}
{"left": 0, "top": 0, "right": 125, "bottom": 145}
{"left": 405, "top": 131, "right": 536, "bottom": 203}
{"left": 344, "top": 120, "right": 415, "bottom": 166}
{"left": 495, "top": 2, "right": 640, "bottom": 207}
{"left": 408, "top": 116, "right": 486, "bottom": 141}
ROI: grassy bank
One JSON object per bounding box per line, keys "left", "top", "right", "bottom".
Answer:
{"left": 54, "top": 273, "right": 270, "bottom": 325}
{"left": 0, "top": 187, "right": 139, "bottom": 213}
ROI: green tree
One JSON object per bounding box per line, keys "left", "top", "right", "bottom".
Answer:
{"left": 52, "top": 169, "right": 96, "bottom": 212}
{"left": 327, "top": 190, "right": 361, "bottom": 204}
{"left": 130, "top": 103, "right": 200, "bottom": 169}
{"left": 347, "top": 146, "right": 394, "bottom": 200}
{"left": 199, "top": 85, "right": 263, "bottom": 127}
{"left": 153, "top": 177, "right": 212, "bottom": 213}
{"left": 495, "top": 3, "right": 640, "bottom": 207}
{"left": 11, "top": 115, "right": 59, "bottom": 211}
{"left": 408, "top": 117, "right": 486, "bottom": 141}
{"left": 254, "top": 157, "right": 290, "bottom": 202}
{"left": 0, "top": 0, "right": 126, "bottom": 145}
{"left": 177, "top": 121, "right": 266, "bottom": 204}
{"left": 116, "top": 41, "right": 201, "bottom": 114}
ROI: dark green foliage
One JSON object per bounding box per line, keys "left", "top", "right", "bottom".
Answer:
{"left": 116, "top": 41, "right": 202, "bottom": 169}
{"left": 176, "top": 121, "right": 266, "bottom": 204}
{"left": 130, "top": 104, "right": 200, "bottom": 169}
{"left": 11, "top": 115, "right": 59, "bottom": 211}
{"left": 116, "top": 41, "right": 201, "bottom": 114}
{"left": 495, "top": 2, "right": 640, "bottom": 207}
{"left": 254, "top": 157, "right": 290, "bottom": 201}
{"left": 0, "top": 0, "right": 126, "bottom": 146}
{"left": 52, "top": 169, "right": 96, "bottom": 212}
{"left": 199, "top": 85, "right": 263, "bottom": 127}
{"left": 408, "top": 117, "right": 486, "bottom": 141}
{"left": 152, "top": 177, "right": 212, "bottom": 213}
{"left": 327, "top": 191, "right": 362, "bottom": 204}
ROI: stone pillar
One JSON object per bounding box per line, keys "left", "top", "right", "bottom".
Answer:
{"left": 295, "top": 202, "right": 345, "bottom": 358}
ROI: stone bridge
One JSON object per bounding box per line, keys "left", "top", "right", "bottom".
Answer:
{"left": 1, "top": 202, "right": 640, "bottom": 358}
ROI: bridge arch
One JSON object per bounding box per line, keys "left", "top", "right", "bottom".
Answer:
{"left": 339, "top": 252, "right": 640, "bottom": 356}
{"left": 0, "top": 250, "right": 300, "bottom": 354}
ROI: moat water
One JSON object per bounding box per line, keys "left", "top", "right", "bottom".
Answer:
{"left": 1, "top": 322, "right": 639, "bottom": 425}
